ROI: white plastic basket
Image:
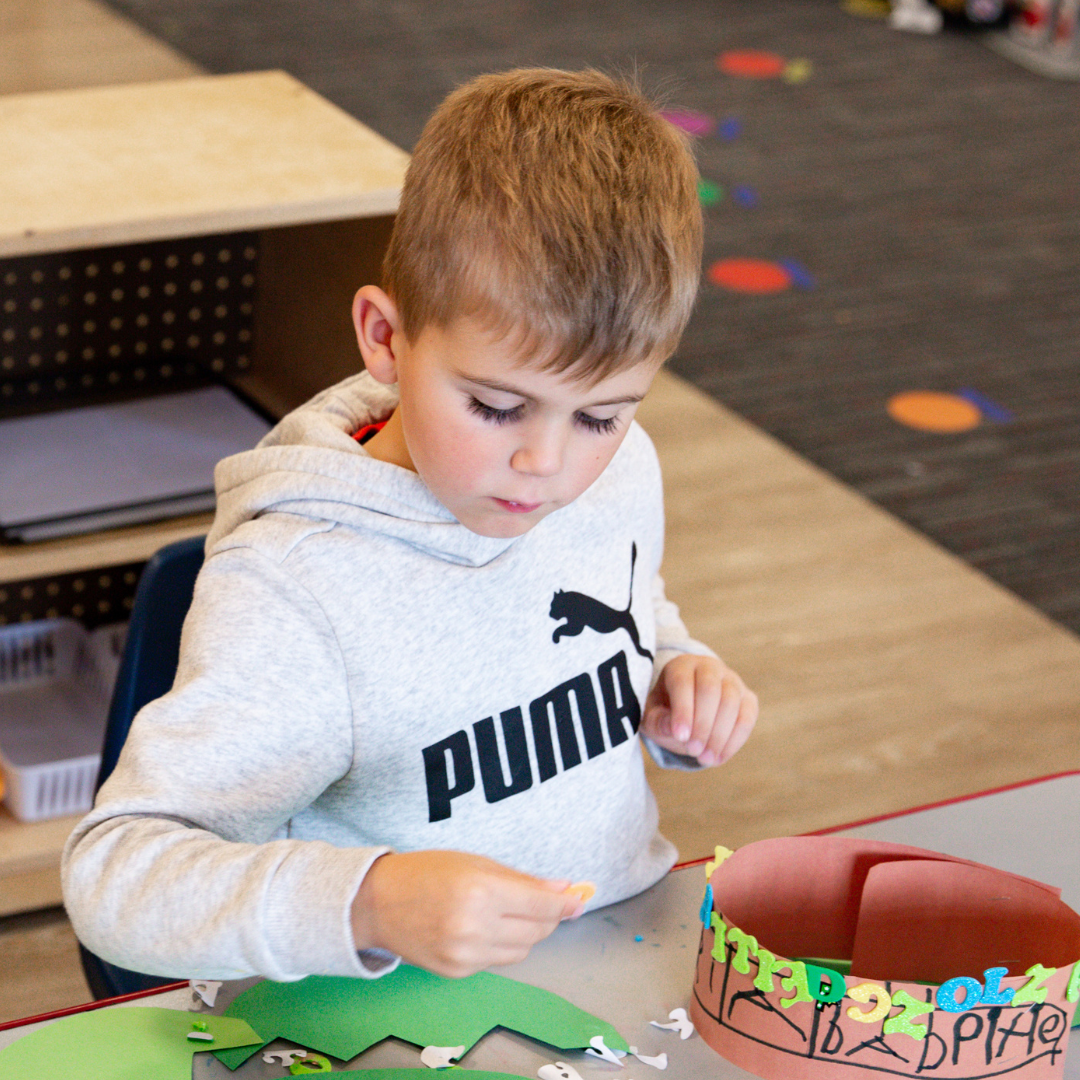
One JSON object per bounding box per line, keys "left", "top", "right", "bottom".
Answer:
{"left": 0, "top": 618, "right": 126, "bottom": 822}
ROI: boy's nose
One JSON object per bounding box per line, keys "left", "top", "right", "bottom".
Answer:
{"left": 510, "top": 428, "right": 563, "bottom": 477}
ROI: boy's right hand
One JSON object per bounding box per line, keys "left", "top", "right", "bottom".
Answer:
{"left": 350, "top": 850, "right": 585, "bottom": 978}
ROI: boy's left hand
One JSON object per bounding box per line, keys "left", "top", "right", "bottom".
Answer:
{"left": 641, "top": 654, "right": 758, "bottom": 767}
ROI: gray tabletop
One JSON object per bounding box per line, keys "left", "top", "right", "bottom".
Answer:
{"left": 4, "top": 772, "right": 1078, "bottom": 1078}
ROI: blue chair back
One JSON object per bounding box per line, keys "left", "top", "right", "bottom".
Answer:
{"left": 79, "top": 535, "right": 205, "bottom": 1000}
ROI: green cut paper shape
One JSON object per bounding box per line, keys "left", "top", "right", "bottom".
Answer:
{"left": 331, "top": 1072, "right": 531, "bottom": 1079}
{"left": 0, "top": 1006, "right": 261, "bottom": 1080}
{"left": 214, "top": 966, "right": 629, "bottom": 1069}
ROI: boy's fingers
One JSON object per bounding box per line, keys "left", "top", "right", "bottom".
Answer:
{"left": 685, "top": 665, "right": 724, "bottom": 757}
{"left": 666, "top": 666, "right": 697, "bottom": 743}
{"left": 499, "top": 876, "right": 582, "bottom": 923}
{"left": 699, "top": 674, "right": 742, "bottom": 764}
{"left": 717, "top": 691, "right": 758, "bottom": 765}
{"left": 643, "top": 680, "right": 673, "bottom": 738}
{"left": 537, "top": 877, "right": 573, "bottom": 892}
{"left": 643, "top": 703, "right": 672, "bottom": 739}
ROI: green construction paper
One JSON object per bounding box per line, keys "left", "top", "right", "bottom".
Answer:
{"left": 332, "top": 1073, "right": 532, "bottom": 1079}
{"left": 215, "top": 966, "right": 628, "bottom": 1070}
{"left": 0, "top": 1006, "right": 261, "bottom": 1080}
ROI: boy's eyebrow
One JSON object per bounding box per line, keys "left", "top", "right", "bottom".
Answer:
{"left": 462, "top": 375, "right": 644, "bottom": 407}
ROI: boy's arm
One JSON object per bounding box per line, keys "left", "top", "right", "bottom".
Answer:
{"left": 62, "top": 547, "right": 393, "bottom": 982}
{"left": 641, "top": 573, "right": 757, "bottom": 769}
{"left": 650, "top": 570, "right": 718, "bottom": 675}
{"left": 350, "top": 850, "right": 583, "bottom": 978}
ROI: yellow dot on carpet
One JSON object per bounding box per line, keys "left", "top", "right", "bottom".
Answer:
{"left": 843, "top": 0, "right": 891, "bottom": 16}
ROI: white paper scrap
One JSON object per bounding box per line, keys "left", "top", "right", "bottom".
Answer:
{"left": 649, "top": 1007, "right": 694, "bottom": 1039}
{"left": 538, "top": 1063, "right": 584, "bottom": 1080}
{"left": 420, "top": 1044, "right": 466, "bottom": 1068}
{"left": 189, "top": 979, "right": 222, "bottom": 1008}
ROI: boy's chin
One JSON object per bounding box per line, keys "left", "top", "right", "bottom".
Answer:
{"left": 457, "top": 506, "right": 549, "bottom": 539}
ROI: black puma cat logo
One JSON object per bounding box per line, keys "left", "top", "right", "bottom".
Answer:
{"left": 549, "top": 542, "right": 653, "bottom": 661}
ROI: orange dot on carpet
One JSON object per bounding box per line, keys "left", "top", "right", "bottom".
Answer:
{"left": 708, "top": 259, "right": 792, "bottom": 294}
{"left": 887, "top": 391, "right": 982, "bottom": 433}
{"left": 717, "top": 50, "right": 787, "bottom": 78}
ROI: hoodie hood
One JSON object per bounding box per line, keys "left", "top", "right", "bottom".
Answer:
{"left": 207, "top": 373, "right": 517, "bottom": 567}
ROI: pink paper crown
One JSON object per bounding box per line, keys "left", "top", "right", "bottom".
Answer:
{"left": 691, "top": 837, "right": 1080, "bottom": 1080}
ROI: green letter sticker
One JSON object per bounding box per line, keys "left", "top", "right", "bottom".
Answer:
{"left": 753, "top": 949, "right": 779, "bottom": 993}
{"left": 726, "top": 927, "right": 759, "bottom": 975}
{"left": 290, "top": 1054, "right": 332, "bottom": 1074}
{"left": 1066, "top": 961, "right": 1080, "bottom": 1004}
{"left": 883, "top": 990, "right": 934, "bottom": 1042}
{"left": 709, "top": 913, "right": 727, "bottom": 963}
{"left": 1012, "top": 964, "right": 1056, "bottom": 1007}
{"left": 779, "top": 961, "right": 814, "bottom": 1009}
{"left": 805, "top": 963, "right": 847, "bottom": 1004}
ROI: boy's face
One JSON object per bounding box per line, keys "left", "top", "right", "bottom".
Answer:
{"left": 365, "top": 316, "right": 661, "bottom": 539}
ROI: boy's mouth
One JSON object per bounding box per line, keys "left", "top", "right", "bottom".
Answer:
{"left": 493, "top": 498, "right": 542, "bottom": 514}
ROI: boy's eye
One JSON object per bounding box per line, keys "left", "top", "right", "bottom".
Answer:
{"left": 576, "top": 412, "right": 620, "bottom": 435}
{"left": 467, "top": 396, "right": 620, "bottom": 435}
{"left": 468, "top": 396, "right": 524, "bottom": 425}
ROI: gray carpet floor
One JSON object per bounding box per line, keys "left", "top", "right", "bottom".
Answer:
{"left": 105, "top": 0, "right": 1080, "bottom": 633}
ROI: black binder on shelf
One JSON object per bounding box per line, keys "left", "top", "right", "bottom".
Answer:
{"left": 0, "top": 385, "right": 273, "bottom": 543}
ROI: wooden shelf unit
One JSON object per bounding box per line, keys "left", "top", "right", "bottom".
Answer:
{"left": 0, "top": 70, "right": 408, "bottom": 912}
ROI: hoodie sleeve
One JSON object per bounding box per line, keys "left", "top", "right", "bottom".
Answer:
{"left": 651, "top": 571, "right": 718, "bottom": 675}
{"left": 642, "top": 571, "right": 719, "bottom": 771}
{"left": 624, "top": 422, "right": 720, "bottom": 770}
{"left": 62, "top": 546, "right": 397, "bottom": 982}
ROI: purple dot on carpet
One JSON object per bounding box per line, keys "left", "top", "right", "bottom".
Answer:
{"left": 956, "top": 388, "right": 1013, "bottom": 423}
{"left": 777, "top": 258, "right": 815, "bottom": 290}
{"left": 660, "top": 108, "right": 715, "bottom": 137}
{"left": 718, "top": 116, "right": 743, "bottom": 141}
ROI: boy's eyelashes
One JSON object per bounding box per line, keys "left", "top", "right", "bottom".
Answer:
{"left": 466, "top": 396, "right": 620, "bottom": 435}
{"left": 576, "top": 413, "right": 620, "bottom": 435}
{"left": 467, "top": 396, "right": 524, "bottom": 425}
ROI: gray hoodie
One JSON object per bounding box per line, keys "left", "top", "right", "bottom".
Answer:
{"left": 62, "top": 373, "right": 712, "bottom": 982}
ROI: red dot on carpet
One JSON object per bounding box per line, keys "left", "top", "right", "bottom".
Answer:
{"left": 708, "top": 259, "right": 792, "bottom": 294}
{"left": 717, "top": 51, "right": 787, "bottom": 78}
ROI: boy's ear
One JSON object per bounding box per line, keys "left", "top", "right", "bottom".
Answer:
{"left": 352, "top": 286, "right": 403, "bottom": 385}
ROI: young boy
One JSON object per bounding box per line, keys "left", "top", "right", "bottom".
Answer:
{"left": 62, "top": 68, "right": 758, "bottom": 984}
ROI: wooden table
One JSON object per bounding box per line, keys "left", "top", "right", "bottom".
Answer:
{"left": 2, "top": 771, "right": 1076, "bottom": 1077}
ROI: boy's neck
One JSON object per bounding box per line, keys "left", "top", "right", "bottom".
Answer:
{"left": 363, "top": 409, "right": 415, "bottom": 472}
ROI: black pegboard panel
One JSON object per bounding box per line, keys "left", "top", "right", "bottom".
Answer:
{"left": 0, "top": 563, "right": 145, "bottom": 630}
{"left": 0, "top": 232, "right": 257, "bottom": 411}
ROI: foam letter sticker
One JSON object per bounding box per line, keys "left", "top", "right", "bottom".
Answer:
{"left": 805, "top": 963, "right": 847, "bottom": 1005}
{"left": 936, "top": 976, "right": 983, "bottom": 1013}
{"left": 1012, "top": 963, "right": 1056, "bottom": 1006}
{"left": 1067, "top": 961, "right": 1080, "bottom": 1003}
{"left": 778, "top": 961, "right": 814, "bottom": 1009}
{"left": 289, "top": 1054, "right": 331, "bottom": 1074}
{"left": 980, "top": 966, "right": 1015, "bottom": 1007}
{"left": 882, "top": 989, "right": 934, "bottom": 1041}
{"left": 726, "top": 926, "right": 759, "bottom": 974}
{"left": 705, "top": 845, "right": 735, "bottom": 878}
{"left": 847, "top": 982, "right": 891, "bottom": 1024}
{"left": 709, "top": 912, "right": 727, "bottom": 963}
{"left": 699, "top": 884, "right": 714, "bottom": 926}
{"left": 753, "top": 948, "right": 780, "bottom": 993}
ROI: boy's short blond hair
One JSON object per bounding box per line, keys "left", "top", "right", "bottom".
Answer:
{"left": 382, "top": 68, "right": 703, "bottom": 381}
